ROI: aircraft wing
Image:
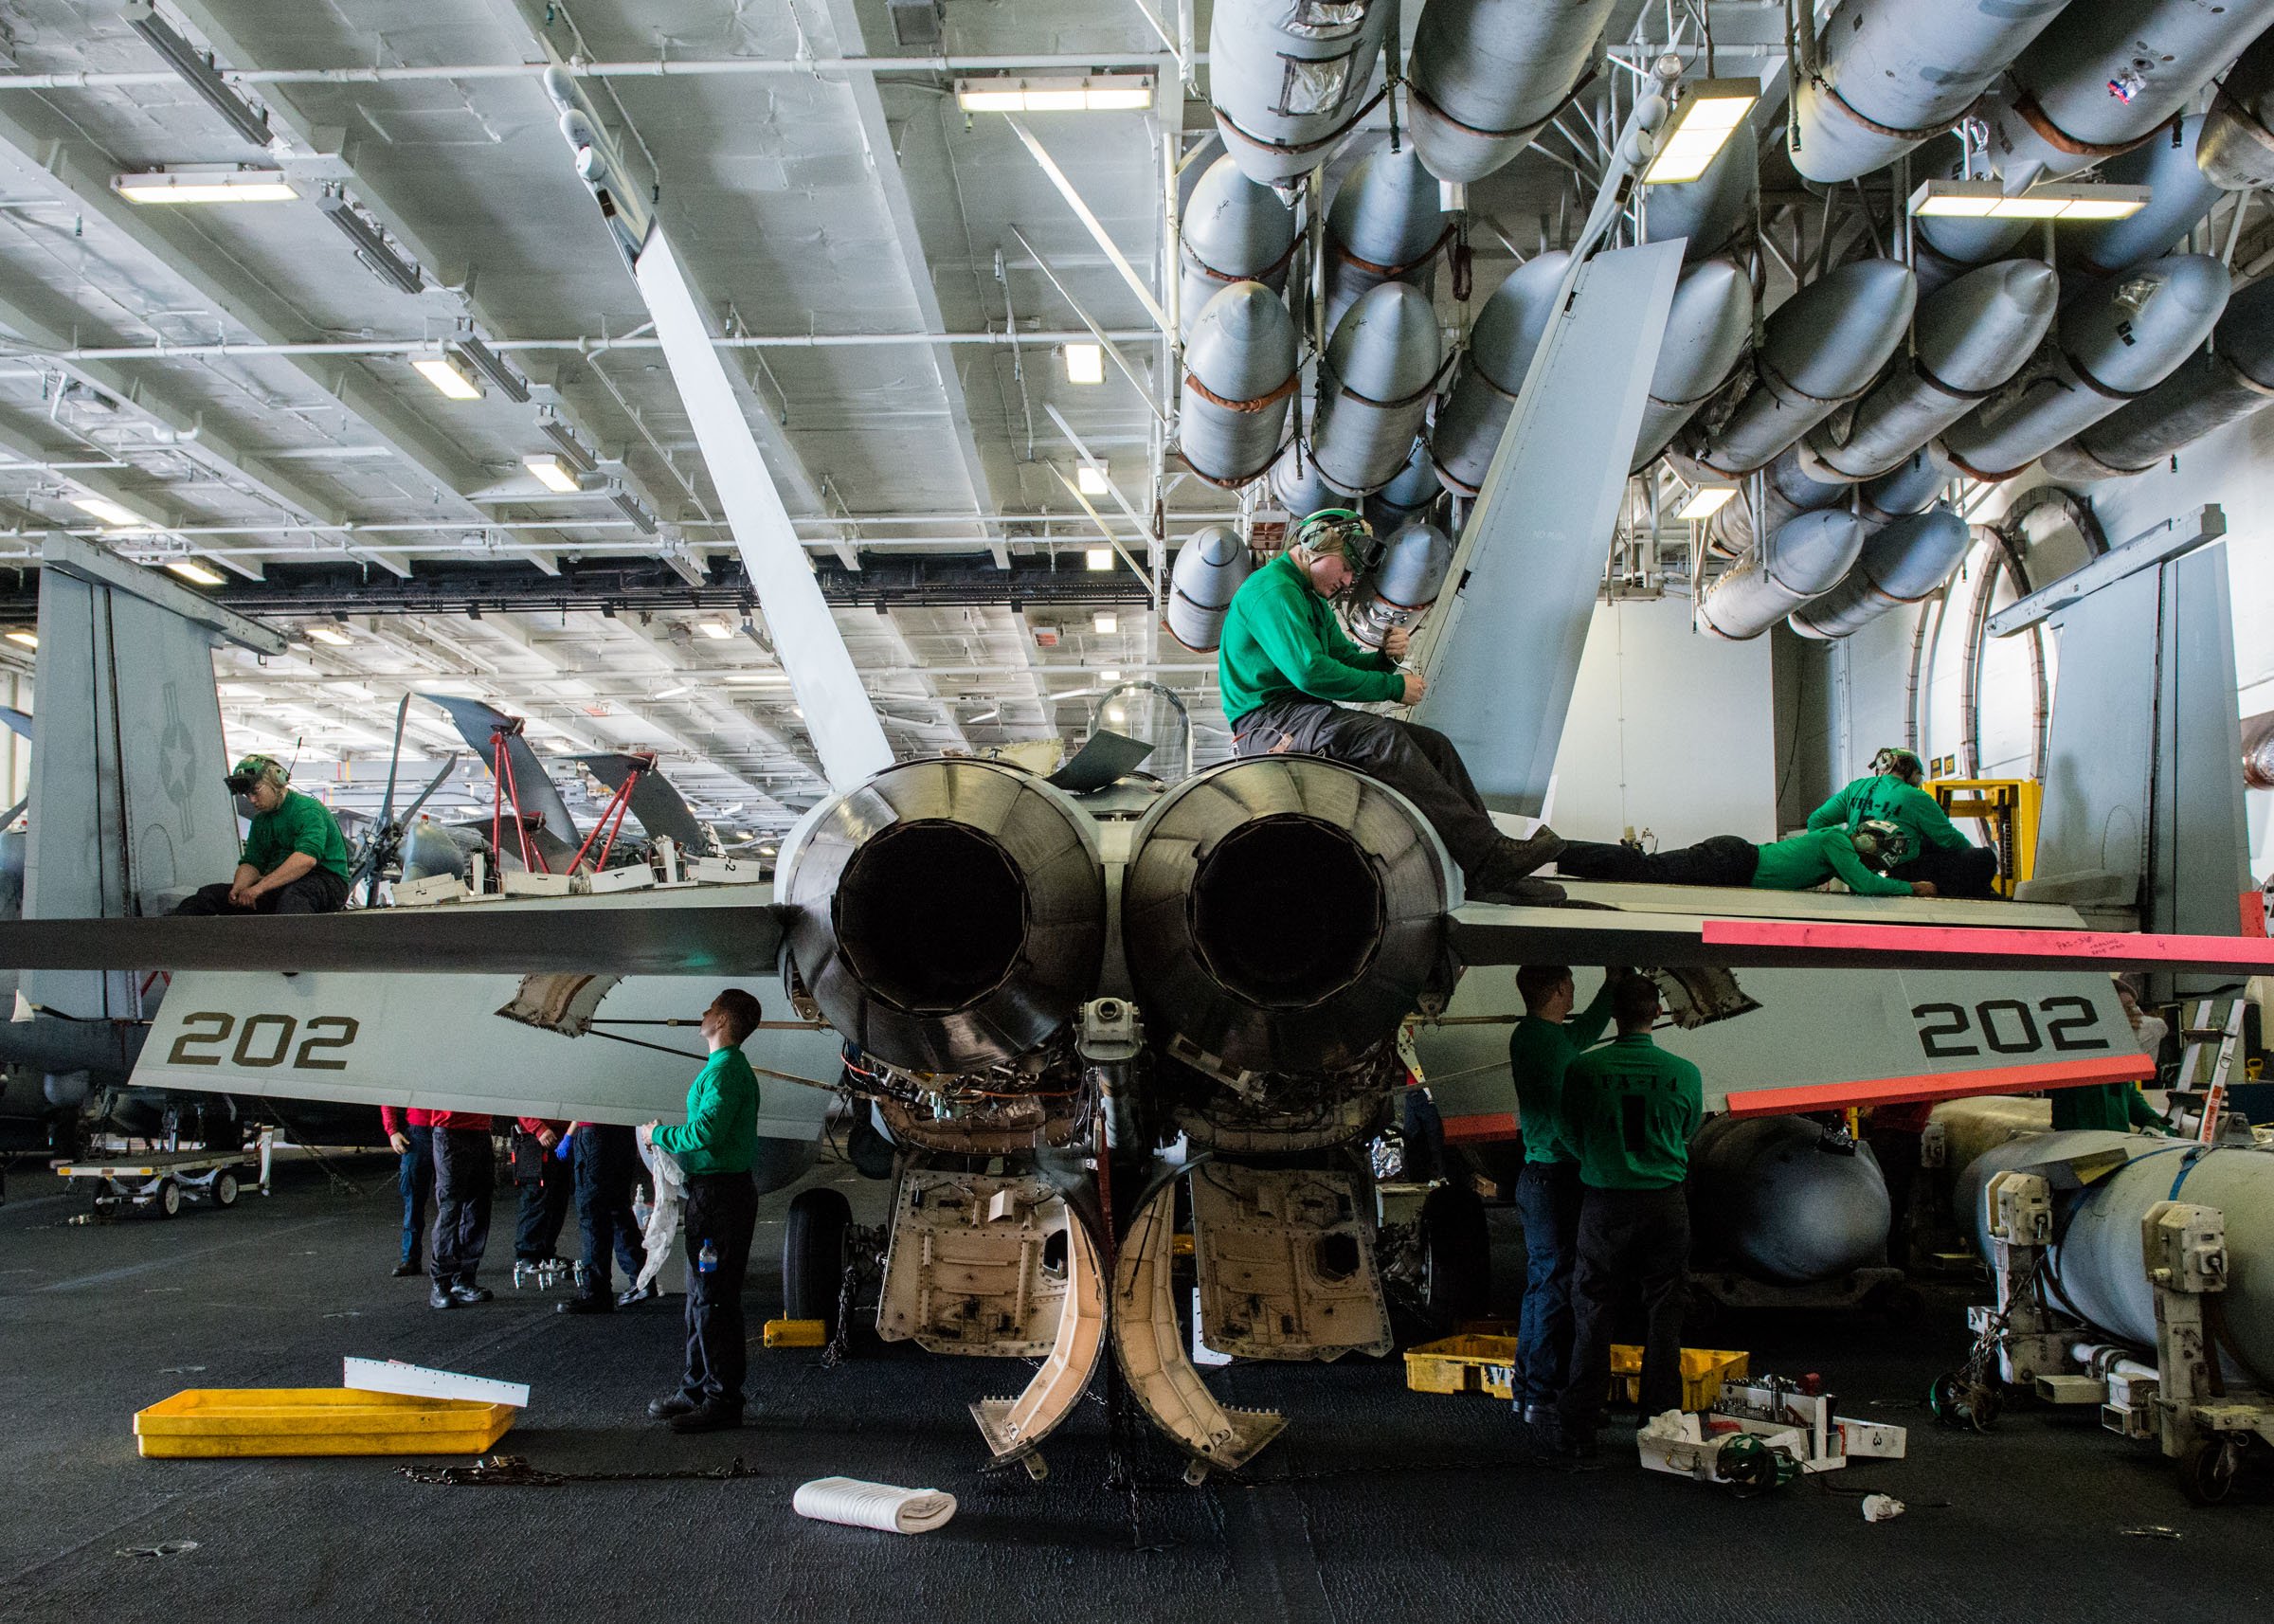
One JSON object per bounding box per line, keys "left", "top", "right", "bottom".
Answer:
{"left": 577, "top": 752, "right": 713, "bottom": 853}
{"left": 0, "top": 891, "right": 782, "bottom": 977}
{"left": 421, "top": 693, "right": 583, "bottom": 850}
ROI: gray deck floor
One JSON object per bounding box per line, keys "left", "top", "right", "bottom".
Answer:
{"left": 1, "top": 1150, "right": 2265, "bottom": 1623}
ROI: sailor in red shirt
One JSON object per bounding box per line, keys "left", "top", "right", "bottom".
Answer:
{"left": 425, "top": 1110, "right": 496, "bottom": 1308}
{"left": 378, "top": 1105, "right": 435, "bottom": 1278}
{"left": 510, "top": 1116, "right": 574, "bottom": 1280}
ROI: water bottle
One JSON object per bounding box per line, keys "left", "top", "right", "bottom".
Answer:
{"left": 697, "top": 1238, "right": 717, "bottom": 1275}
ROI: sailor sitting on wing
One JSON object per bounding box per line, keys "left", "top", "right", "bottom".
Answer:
{"left": 172, "top": 752, "right": 352, "bottom": 916}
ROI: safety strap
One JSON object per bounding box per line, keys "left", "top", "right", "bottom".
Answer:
{"left": 1183, "top": 370, "right": 1298, "bottom": 414}
{"left": 1214, "top": 83, "right": 1392, "bottom": 164}
{"left": 1404, "top": 63, "right": 1597, "bottom": 144}
{"left": 1328, "top": 223, "right": 1456, "bottom": 281}
{"left": 2006, "top": 85, "right": 2168, "bottom": 161}
{"left": 1816, "top": 77, "right": 1962, "bottom": 143}
{"left": 1184, "top": 234, "right": 1301, "bottom": 288}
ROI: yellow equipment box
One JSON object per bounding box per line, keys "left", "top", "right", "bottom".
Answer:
{"left": 762, "top": 1317, "right": 827, "bottom": 1348}
{"left": 134, "top": 1388, "right": 516, "bottom": 1459}
{"left": 1403, "top": 1332, "right": 1748, "bottom": 1413}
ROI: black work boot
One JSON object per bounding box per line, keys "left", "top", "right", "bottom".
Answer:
{"left": 1468, "top": 876, "right": 1568, "bottom": 907}
{"left": 1487, "top": 825, "right": 1565, "bottom": 881}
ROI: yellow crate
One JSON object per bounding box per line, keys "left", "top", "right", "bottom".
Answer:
{"left": 133, "top": 1389, "right": 515, "bottom": 1459}
{"left": 1402, "top": 1335, "right": 1747, "bottom": 1412}
{"left": 763, "top": 1317, "right": 826, "bottom": 1348}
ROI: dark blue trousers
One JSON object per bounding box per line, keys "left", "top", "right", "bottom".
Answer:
{"left": 574, "top": 1124, "right": 647, "bottom": 1293}
{"left": 1514, "top": 1158, "right": 1584, "bottom": 1406}
{"left": 396, "top": 1126, "right": 434, "bottom": 1268}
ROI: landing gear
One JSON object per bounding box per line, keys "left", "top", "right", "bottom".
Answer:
{"left": 2177, "top": 1435, "right": 2241, "bottom": 1507}
{"left": 785, "top": 1187, "right": 854, "bottom": 1339}
{"left": 1417, "top": 1183, "right": 1490, "bottom": 1330}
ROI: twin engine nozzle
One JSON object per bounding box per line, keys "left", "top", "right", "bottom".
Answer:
{"left": 777, "top": 757, "right": 1454, "bottom": 1077}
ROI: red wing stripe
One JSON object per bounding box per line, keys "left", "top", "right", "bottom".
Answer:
{"left": 1723, "top": 1053, "right": 2155, "bottom": 1118}
{"left": 1702, "top": 917, "right": 2274, "bottom": 969}
{"left": 1439, "top": 1111, "right": 1519, "bottom": 1145}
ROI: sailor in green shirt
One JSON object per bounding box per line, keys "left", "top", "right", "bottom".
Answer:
{"left": 1508, "top": 965, "right": 1618, "bottom": 1424}
{"left": 1805, "top": 747, "right": 1998, "bottom": 898}
{"left": 641, "top": 987, "right": 766, "bottom": 1434}
{"left": 1546, "top": 975, "right": 1705, "bottom": 1464}
{"left": 2052, "top": 978, "right": 2170, "bottom": 1134}
{"left": 1218, "top": 508, "right": 1564, "bottom": 903}
{"left": 1556, "top": 822, "right": 1936, "bottom": 897}
{"left": 172, "top": 753, "right": 352, "bottom": 915}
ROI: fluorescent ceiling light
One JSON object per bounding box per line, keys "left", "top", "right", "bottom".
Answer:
{"left": 1092, "top": 611, "right": 1118, "bottom": 634}
{"left": 412, "top": 352, "right": 482, "bottom": 400}
{"left": 123, "top": 1, "right": 274, "bottom": 147}
{"left": 1676, "top": 486, "right": 1738, "bottom": 521}
{"left": 305, "top": 625, "right": 352, "bottom": 646}
{"left": 954, "top": 74, "right": 1154, "bottom": 113}
{"left": 1065, "top": 342, "right": 1105, "bottom": 385}
{"left": 315, "top": 185, "right": 424, "bottom": 296}
{"left": 453, "top": 336, "right": 529, "bottom": 404}
{"left": 1085, "top": 546, "right": 1114, "bottom": 570}
{"left": 5, "top": 630, "right": 35, "bottom": 648}
{"left": 1100, "top": 669, "right": 1123, "bottom": 682}
{"left": 699, "top": 620, "right": 732, "bottom": 640}
{"left": 72, "top": 496, "right": 142, "bottom": 527}
{"left": 1907, "top": 179, "right": 2151, "bottom": 221}
{"left": 114, "top": 168, "right": 296, "bottom": 205}
{"left": 165, "top": 557, "right": 227, "bottom": 586}
{"left": 653, "top": 684, "right": 693, "bottom": 699}
{"left": 1076, "top": 464, "right": 1110, "bottom": 496}
{"left": 524, "top": 453, "right": 581, "bottom": 494}
{"left": 1641, "top": 80, "right": 1759, "bottom": 185}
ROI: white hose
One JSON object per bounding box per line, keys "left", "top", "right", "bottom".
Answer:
{"left": 791, "top": 1476, "right": 958, "bottom": 1534}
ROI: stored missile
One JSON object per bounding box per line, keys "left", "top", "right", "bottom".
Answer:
{"left": 2066, "top": 115, "right": 2221, "bottom": 280}
{"left": 2041, "top": 275, "right": 2274, "bottom": 481}
{"left": 1179, "top": 281, "right": 1300, "bottom": 487}
{"left": 1792, "top": 506, "right": 1974, "bottom": 640}
{"left": 1800, "top": 260, "right": 2057, "bottom": 482}
{"left": 1345, "top": 519, "right": 1453, "bottom": 650}
{"left": 1700, "top": 508, "right": 1864, "bottom": 641}
{"left": 1179, "top": 156, "right": 1300, "bottom": 343}
{"left": 1269, "top": 445, "right": 1344, "bottom": 519}
{"left": 1790, "top": 0, "right": 2066, "bottom": 185}
{"left": 1324, "top": 146, "right": 1449, "bottom": 333}
{"left": 1120, "top": 756, "right": 1452, "bottom": 1075}
{"left": 1940, "top": 254, "right": 2230, "bottom": 480}
{"left": 1912, "top": 212, "right": 2036, "bottom": 294}
{"left": 1643, "top": 114, "right": 1757, "bottom": 263}
{"left": 1363, "top": 439, "right": 1442, "bottom": 535}
{"left": 1403, "top": 0, "right": 1618, "bottom": 184}
{"left": 1701, "top": 445, "right": 1844, "bottom": 559}
{"left": 1310, "top": 280, "right": 1444, "bottom": 496}
{"left": 1963, "top": 1130, "right": 2274, "bottom": 1387}
{"left": 1684, "top": 259, "right": 1916, "bottom": 478}
{"left": 2199, "top": 27, "right": 2274, "bottom": 190}
{"left": 1862, "top": 446, "right": 1952, "bottom": 519}
{"left": 1429, "top": 252, "right": 1567, "bottom": 495}
{"left": 1981, "top": 0, "right": 2274, "bottom": 188}
{"left": 1165, "top": 524, "right": 1254, "bottom": 653}
{"left": 1209, "top": 0, "right": 1393, "bottom": 189}
{"left": 1692, "top": 1115, "right": 1890, "bottom": 1284}
{"left": 778, "top": 758, "right": 1107, "bottom": 1074}
{"left": 1631, "top": 258, "right": 1752, "bottom": 472}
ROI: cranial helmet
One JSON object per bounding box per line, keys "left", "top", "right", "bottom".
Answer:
{"left": 1870, "top": 747, "right": 1926, "bottom": 786}
{"left": 1292, "top": 507, "right": 1371, "bottom": 566}
{"left": 1850, "top": 818, "right": 1915, "bottom": 870}
{"left": 224, "top": 753, "right": 289, "bottom": 796}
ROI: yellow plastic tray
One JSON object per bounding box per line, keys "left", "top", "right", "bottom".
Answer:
{"left": 1403, "top": 1332, "right": 1747, "bottom": 1412}
{"left": 134, "top": 1388, "right": 516, "bottom": 1458}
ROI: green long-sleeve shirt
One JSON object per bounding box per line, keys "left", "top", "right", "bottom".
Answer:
{"left": 2049, "top": 1082, "right": 2165, "bottom": 1134}
{"left": 651, "top": 1047, "right": 760, "bottom": 1175}
{"left": 242, "top": 788, "right": 352, "bottom": 881}
{"left": 1561, "top": 1033, "right": 1705, "bottom": 1192}
{"left": 1806, "top": 774, "right": 1973, "bottom": 855}
{"left": 1750, "top": 827, "right": 1918, "bottom": 897}
{"left": 1508, "top": 983, "right": 1616, "bottom": 1164}
{"left": 1218, "top": 551, "right": 1403, "bottom": 727}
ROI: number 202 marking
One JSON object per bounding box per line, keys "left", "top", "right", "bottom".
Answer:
{"left": 1911, "top": 996, "right": 2109, "bottom": 1059}
{"left": 166, "top": 1012, "right": 361, "bottom": 1071}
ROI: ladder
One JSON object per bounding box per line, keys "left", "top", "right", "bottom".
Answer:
{"left": 2174, "top": 996, "right": 2247, "bottom": 1143}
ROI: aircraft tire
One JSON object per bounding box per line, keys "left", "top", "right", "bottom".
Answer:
{"left": 785, "top": 1187, "right": 854, "bottom": 1336}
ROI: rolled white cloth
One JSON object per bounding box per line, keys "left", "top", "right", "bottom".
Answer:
{"left": 634, "top": 1127, "right": 686, "bottom": 1291}
{"left": 792, "top": 1477, "right": 959, "bottom": 1534}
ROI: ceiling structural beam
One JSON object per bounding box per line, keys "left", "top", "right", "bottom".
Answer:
{"left": 1002, "top": 116, "right": 1171, "bottom": 334}
{"left": 605, "top": 608, "right": 829, "bottom": 788}
{"left": 0, "top": 103, "right": 484, "bottom": 500}
{"left": 816, "top": 0, "right": 1006, "bottom": 561}
{"left": 4, "top": 328, "right": 1159, "bottom": 363}
{"left": 863, "top": 613, "right": 973, "bottom": 754}
{"left": 159, "top": 0, "right": 678, "bottom": 536}
{"left": 1050, "top": 464, "right": 1154, "bottom": 590}
{"left": 0, "top": 283, "right": 348, "bottom": 530}
{"left": 1045, "top": 402, "right": 1159, "bottom": 551}
{"left": 1008, "top": 224, "right": 1166, "bottom": 423}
